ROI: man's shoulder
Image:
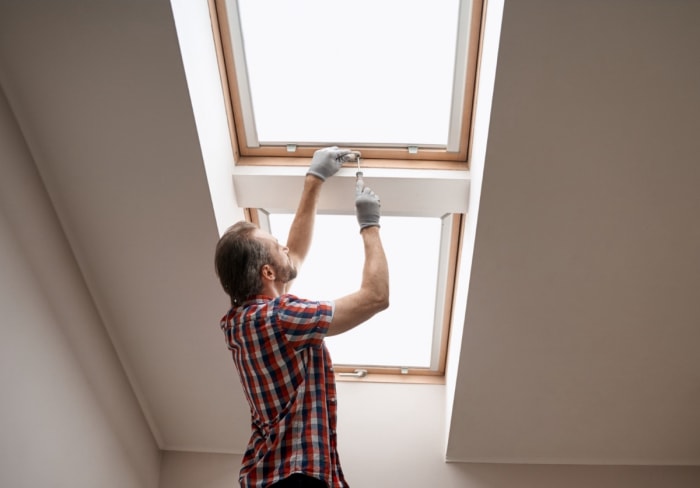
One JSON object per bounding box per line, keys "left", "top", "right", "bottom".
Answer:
{"left": 277, "top": 294, "right": 334, "bottom": 311}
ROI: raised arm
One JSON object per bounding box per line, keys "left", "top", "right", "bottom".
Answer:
{"left": 286, "top": 147, "right": 353, "bottom": 291}
{"left": 286, "top": 175, "right": 323, "bottom": 271}
{"left": 328, "top": 179, "right": 389, "bottom": 336}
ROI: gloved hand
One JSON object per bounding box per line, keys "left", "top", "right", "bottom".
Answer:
{"left": 355, "top": 177, "right": 381, "bottom": 230}
{"left": 307, "top": 146, "right": 353, "bottom": 181}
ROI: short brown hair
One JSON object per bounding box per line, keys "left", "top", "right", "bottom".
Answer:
{"left": 214, "top": 221, "right": 271, "bottom": 306}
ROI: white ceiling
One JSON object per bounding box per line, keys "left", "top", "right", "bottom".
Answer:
{"left": 0, "top": 0, "right": 698, "bottom": 465}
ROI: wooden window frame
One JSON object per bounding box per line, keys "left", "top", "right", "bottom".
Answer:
{"left": 252, "top": 209, "right": 464, "bottom": 383}
{"left": 210, "top": 0, "right": 484, "bottom": 166}
{"left": 207, "top": 0, "right": 475, "bottom": 381}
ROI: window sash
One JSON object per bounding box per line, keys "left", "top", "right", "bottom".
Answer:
{"left": 255, "top": 210, "right": 461, "bottom": 378}
{"left": 213, "top": 0, "right": 483, "bottom": 163}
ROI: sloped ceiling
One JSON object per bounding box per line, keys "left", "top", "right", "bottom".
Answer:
{"left": 0, "top": 0, "right": 698, "bottom": 465}
{"left": 447, "top": 0, "right": 700, "bottom": 464}
{"left": 0, "top": 0, "right": 249, "bottom": 450}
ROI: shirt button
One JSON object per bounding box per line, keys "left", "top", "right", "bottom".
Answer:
{"left": 330, "top": 397, "right": 337, "bottom": 404}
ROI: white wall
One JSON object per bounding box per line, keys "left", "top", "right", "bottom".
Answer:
{"left": 162, "top": 452, "right": 700, "bottom": 488}
{"left": 0, "top": 88, "right": 160, "bottom": 487}
{"left": 160, "top": 451, "right": 242, "bottom": 488}
{"left": 160, "top": 381, "right": 700, "bottom": 487}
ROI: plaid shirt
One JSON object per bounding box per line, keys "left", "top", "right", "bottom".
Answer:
{"left": 220, "top": 294, "right": 348, "bottom": 488}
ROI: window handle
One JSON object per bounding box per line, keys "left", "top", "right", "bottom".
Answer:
{"left": 338, "top": 369, "right": 368, "bottom": 378}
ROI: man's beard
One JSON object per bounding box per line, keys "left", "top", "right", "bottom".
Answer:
{"left": 273, "top": 259, "right": 297, "bottom": 284}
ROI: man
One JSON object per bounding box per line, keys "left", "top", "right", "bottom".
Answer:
{"left": 215, "top": 147, "right": 389, "bottom": 488}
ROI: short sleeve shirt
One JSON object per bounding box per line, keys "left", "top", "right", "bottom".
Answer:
{"left": 220, "top": 294, "right": 348, "bottom": 488}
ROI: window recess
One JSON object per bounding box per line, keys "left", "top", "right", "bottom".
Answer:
{"left": 254, "top": 210, "right": 463, "bottom": 382}
{"left": 213, "top": 0, "right": 483, "bottom": 165}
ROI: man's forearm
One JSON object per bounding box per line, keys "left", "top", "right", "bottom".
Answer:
{"left": 359, "top": 226, "right": 390, "bottom": 307}
{"left": 326, "top": 226, "right": 389, "bottom": 336}
{"left": 287, "top": 175, "right": 324, "bottom": 265}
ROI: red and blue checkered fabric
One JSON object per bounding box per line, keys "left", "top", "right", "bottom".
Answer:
{"left": 221, "top": 294, "right": 348, "bottom": 488}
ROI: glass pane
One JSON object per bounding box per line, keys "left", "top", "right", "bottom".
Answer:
{"left": 237, "top": 0, "right": 460, "bottom": 146}
{"left": 269, "top": 213, "right": 441, "bottom": 368}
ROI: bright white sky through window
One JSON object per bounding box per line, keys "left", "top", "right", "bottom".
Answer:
{"left": 237, "top": 0, "right": 460, "bottom": 146}
{"left": 269, "top": 213, "right": 441, "bottom": 368}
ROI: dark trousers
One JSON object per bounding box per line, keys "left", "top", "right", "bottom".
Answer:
{"left": 268, "top": 474, "right": 327, "bottom": 488}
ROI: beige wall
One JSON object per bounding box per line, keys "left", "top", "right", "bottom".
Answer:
{"left": 161, "top": 453, "right": 700, "bottom": 488}
{"left": 160, "top": 451, "right": 242, "bottom": 488}
{"left": 160, "top": 381, "right": 700, "bottom": 487}
{"left": 0, "top": 88, "right": 160, "bottom": 487}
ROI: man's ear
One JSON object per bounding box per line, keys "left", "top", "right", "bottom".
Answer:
{"left": 261, "top": 264, "right": 275, "bottom": 282}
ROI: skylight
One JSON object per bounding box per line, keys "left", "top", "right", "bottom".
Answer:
{"left": 206, "top": 0, "right": 478, "bottom": 379}
{"left": 236, "top": 0, "right": 459, "bottom": 147}
{"left": 265, "top": 212, "right": 457, "bottom": 375}
{"left": 216, "top": 0, "right": 482, "bottom": 161}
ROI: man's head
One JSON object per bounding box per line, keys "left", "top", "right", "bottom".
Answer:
{"left": 215, "top": 221, "right": 297, "bottom": 306}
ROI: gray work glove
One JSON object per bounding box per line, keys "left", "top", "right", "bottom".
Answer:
{"left": 355, "top": 177, "right": 381, "bottom": 230}
{"left": 307, "top": 146, "right": 353, "bottom": 181}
